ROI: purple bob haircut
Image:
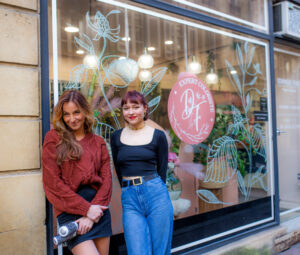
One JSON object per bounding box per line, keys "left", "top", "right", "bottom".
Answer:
{"left": 121, "top": 90, "right": 149, "bottom": 120}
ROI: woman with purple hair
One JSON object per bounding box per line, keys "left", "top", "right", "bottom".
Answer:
{"left": 110, "top": 90, "right": 173, "bottom": 255}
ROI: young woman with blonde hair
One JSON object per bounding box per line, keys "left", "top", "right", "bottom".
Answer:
{"left": 42, "top": 90, "right": 112, "bottom": 255}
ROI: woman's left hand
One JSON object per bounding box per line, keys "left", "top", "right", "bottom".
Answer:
{"left": 75, "top": 217, "right": 94, "bottom": 235}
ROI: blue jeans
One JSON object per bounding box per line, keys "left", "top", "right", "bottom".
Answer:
{"left": 121, "top": 176, "right": 173, "bottom": 255}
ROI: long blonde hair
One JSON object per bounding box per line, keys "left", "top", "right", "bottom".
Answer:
{"left": 53, "top": 90, "right": 94, "bottom": 164}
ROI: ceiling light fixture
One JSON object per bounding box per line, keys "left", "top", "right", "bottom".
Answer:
{"left": 121, "top": 37, "right": 131, "bottom": 41}
{"left": 139, "top": 70, "right": 152, "bottom": 82}
{"left": 206, "top": 69, "right": 218, "bottom": 84}
{"left": 138, "top": 48, "right": 154, "bottom": 69}
{"left": 148, "top": 47, "right": 156, "bottom": 51}
{"left": 64, "top": 25, "right": 79, "bottom": 33}
{"left": 83, "top": 54, "right": 97, "bottom": 68}
{"left": 230, "top": 69, "right": 237, "bottom": 74}
{"left": 188, "top": 56, "right": 202, "bottom": 74}
{"left": 76, "top": 49, "right": 84, "bottom": 55}
{"left": 165, "top": 40, "right": 173, "bottom": 45}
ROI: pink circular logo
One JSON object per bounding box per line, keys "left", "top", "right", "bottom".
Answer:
{"left": 168, "top": 73, "right": 215, "bottom": 144}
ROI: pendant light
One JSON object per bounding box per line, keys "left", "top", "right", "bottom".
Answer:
{"left": 138, "top": 48, "right": 154, "bottom": 69}
{"left": 139, "top": 70, "right": 152, "bottom": 82}
{"left": 188, "top": 56, "right": 202, "bottom": 74}
{"left": 205, "top": 33, "right": 218, "bottom": 85}
{"left": 206, "top": 68, "right": 218, "bottom": 84}
{"left": 83, "top": 54, "right": 97, "bottom": 68}
{"left": 64, "top": 25, "right": 79, "bottom": 33}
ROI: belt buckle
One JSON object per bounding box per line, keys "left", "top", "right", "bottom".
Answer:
{"left": 132, "top": 177, "right": 143, "bottom": 186}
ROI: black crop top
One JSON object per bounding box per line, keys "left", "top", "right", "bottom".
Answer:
{"left": 110, "top": 128, "right": 168, "bottom": 184}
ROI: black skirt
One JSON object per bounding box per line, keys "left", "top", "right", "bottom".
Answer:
{"left": 57, "top": 185, "right": 112, "bottom": 250}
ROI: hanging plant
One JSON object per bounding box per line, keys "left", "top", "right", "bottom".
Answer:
{"left": 206, "top": 50, "right": 215, "bottom": 74}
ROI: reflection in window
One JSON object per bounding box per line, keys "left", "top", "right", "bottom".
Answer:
{"left": 275, "top": 47, "right": 300, "bottom": 217}
{"left": 160, "top": 0, "right": 268, "bottom": 32}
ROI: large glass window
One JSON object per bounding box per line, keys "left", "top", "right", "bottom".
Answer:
{"left": 48, "top": 0, "right": 275, "bottom": 253}
{"left": 274, "top": 45, "right": 300, "bottom": 220}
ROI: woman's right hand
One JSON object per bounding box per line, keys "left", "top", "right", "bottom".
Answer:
{"left": 86, "top": 205, "right": 103, "bottom": 221}
{"left": 93, "top": 205, "right": 109, "bottom": 223}
{"left": 75, "top": 217, "right": 94, "bottom": 235}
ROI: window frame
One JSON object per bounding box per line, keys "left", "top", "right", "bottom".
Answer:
{"left": 40, "top": 0, "right": 282, "bottom": 254}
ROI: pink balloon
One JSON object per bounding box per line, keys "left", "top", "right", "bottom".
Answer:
{"left": 168, "top": 75, "right": 215, "bottom": 144}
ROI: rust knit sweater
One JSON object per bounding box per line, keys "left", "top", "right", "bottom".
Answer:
{"left": 42, "top": 129, "right": 112, "bottom": 217}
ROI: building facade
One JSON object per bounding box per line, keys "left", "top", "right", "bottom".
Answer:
{"left": 0, "top": 0, "right": 299, "bottom": 254}
{"left": 0, "top": 0, "right": 45, "bottom": 254}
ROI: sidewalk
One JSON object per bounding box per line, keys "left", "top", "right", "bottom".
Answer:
{"left": 200, "top": 215, "right": 300, "bottom": 255}
{"left": 279, "top": 241, "right": 300, "bottom": 255}
{"left": 201, "top": 226, "right": 285, "bottom": 255}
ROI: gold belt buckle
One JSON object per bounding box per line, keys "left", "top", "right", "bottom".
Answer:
{"left": 132, "top": 177, "right": 143, "bottom": 186}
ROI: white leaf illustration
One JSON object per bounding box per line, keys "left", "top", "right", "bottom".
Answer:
{"left": 196, "top": 189, "right": 232, "bottom": 205}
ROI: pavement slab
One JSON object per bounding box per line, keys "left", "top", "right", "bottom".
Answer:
{"left": 279, "top": 241, "right": 300, "bottom": 255}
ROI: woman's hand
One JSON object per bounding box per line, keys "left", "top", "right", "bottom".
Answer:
{"left": 89, "top": 205, "right": 108, "bottom": 223}
{"left": 87, "top": 205, "right": 103, "bottom": 221}
{"left": 100, "top": 205, "right": 108, "bottom": 211}
{"left": 75, "top": 217, "right": 94, "bottom": 235}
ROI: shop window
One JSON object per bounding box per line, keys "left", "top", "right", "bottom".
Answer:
{"left": 48, "top": 0, "right": 274, "bottom": 253}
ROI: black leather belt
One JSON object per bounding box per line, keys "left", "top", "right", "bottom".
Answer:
{"left": 122, "top": 174, "right": 157, "bottom": 187}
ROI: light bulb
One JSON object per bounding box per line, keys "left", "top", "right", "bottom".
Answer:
{"left": 76, "top": 49, "right": 84, "bottom": 55}
{"left": 165, "top": 40, "right": 173, "bottom": 45}
{"left": 206, "top": 69, "right": 218, "bottom": 84}
{"left": 64, "top": 25, "right": 79, "bottom": 33}
{"left": 188, "top": 56, "right": 202, "bottom": 74}
{"left": 139, "top": 70, "right": 152, "bottom": 82}
{"left": 138, "top": 48, "right": 154, "bottom": 69}
{"left": 122, "top": 37, "right": 131, "bottom": 41}
{"left": 83, "top": 54, "right": 97, "bottom": 68}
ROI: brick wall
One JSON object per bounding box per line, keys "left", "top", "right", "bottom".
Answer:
{"left": 0, "top": 0, "right": 45, "bottom": 254}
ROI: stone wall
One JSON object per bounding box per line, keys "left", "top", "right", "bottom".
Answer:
{"left": 0, "top": 0, "right": 45, "bottom": 254}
